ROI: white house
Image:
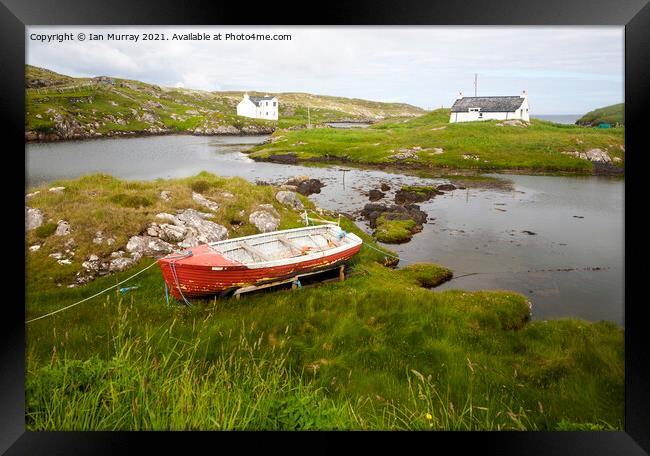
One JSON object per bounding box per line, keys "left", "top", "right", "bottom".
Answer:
{"left": 236, "top": 93, "right": 279, "bottom": 120}
{"left": 449, "top": 91, "right": 530, "bottom": 123}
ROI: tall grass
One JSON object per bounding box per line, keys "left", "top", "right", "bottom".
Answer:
{"left": 28, "top": 300, "right": 590, "bottom": 431}
{"left": 27, "top": 301, "right": 354, "bottom": 430}
{"left": 26, "top": 262, "right": 623, "bottom": 430}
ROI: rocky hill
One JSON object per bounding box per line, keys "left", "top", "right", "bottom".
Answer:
{"left": 25, "top": 65, "right": 425, "bottom": 141}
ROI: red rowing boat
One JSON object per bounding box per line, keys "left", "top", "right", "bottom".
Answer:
{"left": 158, "top": 224, "right": 363, "bottom": 300}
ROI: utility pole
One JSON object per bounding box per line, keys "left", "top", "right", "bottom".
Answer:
{"left": 474, "top": 73, "right": 478, "bottom": 97}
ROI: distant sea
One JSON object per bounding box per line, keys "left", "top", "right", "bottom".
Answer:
{"left": 532, "top": 114, "right": 581, "bottom": 125}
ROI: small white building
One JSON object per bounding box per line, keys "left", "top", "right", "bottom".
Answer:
{"left": 449, "top": 91, "right": 530, "bottom": 123}
{"left": 236, "top": 93, "right": 279, "bottom": 120}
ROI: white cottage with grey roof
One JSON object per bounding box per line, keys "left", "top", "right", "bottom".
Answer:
{"left": 449, "top": 91, "right": 529, "bottom": 123}
{"left": 237, "top": 93, "right": 279, "bottom": 120}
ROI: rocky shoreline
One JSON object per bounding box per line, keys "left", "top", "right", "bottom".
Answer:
{"left": 251, "top": 152, "right": 625, "bottom": 177}
{"left": 357, "top": 183, "right": 458, "bottom": 243}
{"left": 25, "top": 125, "right": 276, "bottom": 143}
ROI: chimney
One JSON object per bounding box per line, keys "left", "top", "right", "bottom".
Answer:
{"left": 243, "top": 93, "right": 249, "bottom": 99}
{"left": 457, "top": 91, "right": 464, "bottom": 99}
{"left": 521, "top": 90, "right": 527, "bottom": 98}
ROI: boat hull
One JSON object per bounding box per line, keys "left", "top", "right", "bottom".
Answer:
{"left": 158, "top": 229, "right": 362, "bottom": 299}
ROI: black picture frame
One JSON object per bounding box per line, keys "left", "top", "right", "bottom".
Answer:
{"left": 2, "top": 0, "right": 648, "bottom": 453}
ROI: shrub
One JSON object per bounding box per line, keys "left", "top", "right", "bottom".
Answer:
{"left": 189, "top": 180, "right": 212, "bottom": 193}
{"left": 35, "top": 222, "right": 57, "bottom": 238}
{"left": 109, "top": 193, "right": 152, "bottom": 208}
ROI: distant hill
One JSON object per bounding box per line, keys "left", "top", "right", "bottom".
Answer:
{"left": 25, "top": 65, "right": 425, "bottom": 141}
{"left": 576, "top": 103, "right": 624, "bottom": 127}
{"left": 25, "top": 65, "right": 77, "bottom": 88}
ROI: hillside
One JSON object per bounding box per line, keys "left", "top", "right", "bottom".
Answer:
{"left": 575, "top": 103, "right": 624, "bottom": 127}
{"left": 217, "top": 91, "right": 424, "bottom": 126}
{"left": 250, "top": 109, "right": 625, "bottom": 175}
{"left": 24, "top": 65, "right": 425, "bottom": 141}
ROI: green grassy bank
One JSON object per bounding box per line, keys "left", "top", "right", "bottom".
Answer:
{"left": 576, "top": 103, "right": 624, "bottom": 127}
{"left": 249, "top": 109, "right": 625, "bottom": 174}
{"left": 25, "top": 173, "right": 623, "bottom": 430}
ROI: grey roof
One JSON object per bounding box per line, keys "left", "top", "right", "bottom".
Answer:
{"left": 450, "top": 96, "right": 524, "bottom": 113}
{"left": 248, "top": 95, "right": 276, "bottom": 106}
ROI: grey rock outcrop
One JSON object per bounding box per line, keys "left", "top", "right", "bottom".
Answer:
{"left": 276, "top": 191, "right": 304, "bottom": 210}
{"left": 192, "top": 192, "right": 220, "bottom": 212}
{"left": 285, "top": 175, "right": 310, "bottom": 186}
{"left": 108, "top": 257, "right": 136, "bottom": 273}
{"left": 155, "top": 212, "right": 181, "bottom": 225}
{"left": 55, "top": 220, "right": 71, "bottom": 236}
{"left": 360, "top": 203, "right": 428, "bottom": 229}
{"left": 249, "top": 204, "right": 281, "bottom": 233}
{"left": 126, "top": 235, "right": 175, "bottom": 258}
{"left": 176, "top": 209, "right": 228, "bottom": 247}
{"left": 562, "top": 148, "right": 612, "bottom": 163}
{"left": 296, "top": 179, "right": 324, "bottom": 196}
{"left": 389, "top": 146, "right": 422, "bottom": 160}
{"left": 82, "top": 254, "right": 101, "bottom": 273}
{"left": 148, "top": 209, "right": 229, "bottom": 248}
{"left": 26, "top": 207, "right": 43, "bottom": 230}
{"left": 395, "top": 187, "right": 440, "bottom": 205}
{"left": 147, "top": 222, "right": 187, "bottom": 242}
{"left": 436, "top": 183, "right": 457, "bottom": 192}
{"left": 495, "top": 120, "right": 528, "bottom": 127}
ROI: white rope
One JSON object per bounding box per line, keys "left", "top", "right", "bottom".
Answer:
{"left": 25, "top": 260, "right": 160, "bottom": 324}
{"left": 361, "top": 241, "right": 400, "bottom": 259}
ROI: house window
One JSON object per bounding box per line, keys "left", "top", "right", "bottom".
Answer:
{"left": 469, "top": 107, "right": 481, "bottom": 112}
{"left": 266, "top": 112, "right": 268, "bottom": 116}
{"left": 478, "top": 112, "right": 483, "bottom": 118}
{"left": 273, "top": 102, "right": 276, "bottom": 107}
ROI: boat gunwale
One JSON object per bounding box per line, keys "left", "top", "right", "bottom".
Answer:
{"left": 160, "top": 225, "right": 363, "bottom": 270}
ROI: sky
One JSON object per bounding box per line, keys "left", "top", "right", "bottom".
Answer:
{"left": 26, "top": 26, "right": 624, "bottom": 115}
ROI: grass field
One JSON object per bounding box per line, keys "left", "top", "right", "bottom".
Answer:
{"left": 25, "top": 173, "right": 624, "bottom": 431}
{"left": 250, "top": 109, "right": 625, "bottom": 174}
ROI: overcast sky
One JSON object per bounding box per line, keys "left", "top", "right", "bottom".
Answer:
{"left": 27, "top": 26, "right": 623, "bottom": 115}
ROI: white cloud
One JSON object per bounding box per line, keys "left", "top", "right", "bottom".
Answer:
{"left": 26, "top": 26, "right": 623, "bottom": 114}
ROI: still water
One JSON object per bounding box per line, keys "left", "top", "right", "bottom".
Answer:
{"left": 26, "top": 135, "right": 624, "bottom": 326}
{"left": 532, "top": 114, "right": 581, "bottom": 125}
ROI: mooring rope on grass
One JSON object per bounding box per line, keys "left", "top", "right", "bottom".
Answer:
{"left": 169, "top": 251, "right": 193, "bottom": 307}
{"left": 25, "top": 260, "right": 160, "bottom": 324}
{"left": 361, "top": 241, "right": 401, "bottom": 260}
